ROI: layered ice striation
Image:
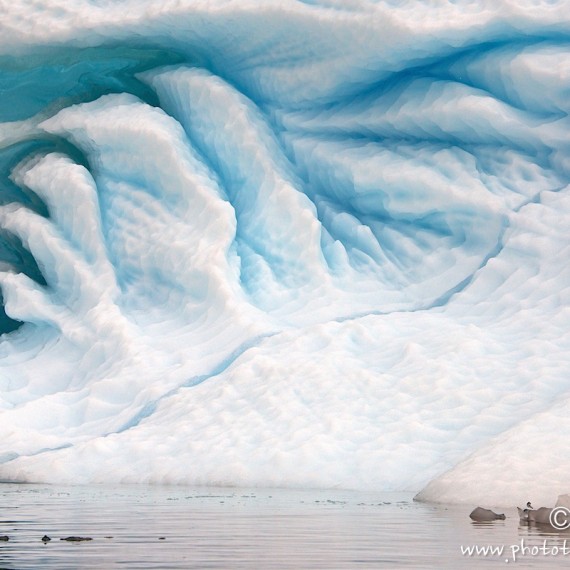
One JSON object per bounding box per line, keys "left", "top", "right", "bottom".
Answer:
{"left": 0, "top": 0, "right": 569, "bottom": 506}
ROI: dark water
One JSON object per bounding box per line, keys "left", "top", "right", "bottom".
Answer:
{"left": 0, "top": 484, "right": 568, "bottom": 569}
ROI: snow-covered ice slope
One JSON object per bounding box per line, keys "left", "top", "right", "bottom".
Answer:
{"left": 0, "top": 0, "right": 569, "bottom": 506}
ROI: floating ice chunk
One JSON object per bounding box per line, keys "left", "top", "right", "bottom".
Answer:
{"left": 415, "top": 398, "right": 570, "bottom": 508}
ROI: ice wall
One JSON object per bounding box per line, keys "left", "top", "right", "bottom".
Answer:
{"left": 0, "top": 0, "right": 569, "bottom": 506}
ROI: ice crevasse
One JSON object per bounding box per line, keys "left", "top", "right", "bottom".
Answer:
{"left": 0, "top": 0, "right": 569, "bottom": 507}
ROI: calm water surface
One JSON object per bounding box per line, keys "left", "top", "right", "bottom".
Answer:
{"left": 0, "top": 484, "right": 568, "bottom": 569}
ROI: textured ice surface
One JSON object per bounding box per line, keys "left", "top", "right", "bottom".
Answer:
{"left": 0, "top": 0, "right": 569, "bottom": 507}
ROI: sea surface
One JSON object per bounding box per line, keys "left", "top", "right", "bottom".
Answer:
{"left": 0, "top": 484, "right": 568, "bottom": 569}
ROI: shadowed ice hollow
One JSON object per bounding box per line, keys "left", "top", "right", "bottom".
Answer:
{"left": 0, "top": 0, "right": 569, "bottom": 507}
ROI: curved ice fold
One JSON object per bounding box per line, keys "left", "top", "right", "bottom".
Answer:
{"left": 39, "top": 93, "right": 241, "bottom": 319}
{"left": 0, "top": 0, "right": 569, "bottom": 506}
{"left": 143, "top": 66, "right": 328, "bottom": 304}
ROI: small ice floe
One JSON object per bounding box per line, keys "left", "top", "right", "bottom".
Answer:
{"left": 469, "top": 507, "right": 506, "bottom": 521}
{"left": 517, "top": 494, "right": 570, "bottom": 526}
{"left": 517, "top": 506, "right": 552, "bottom": 524}
{"left": 517, "top": 499, "right": 555, "bottom": 524}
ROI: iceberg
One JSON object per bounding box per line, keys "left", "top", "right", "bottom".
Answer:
{"left": 0, "top": 0, "right": 569, "bottom": 506}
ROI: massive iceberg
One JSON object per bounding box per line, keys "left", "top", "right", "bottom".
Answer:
{"left": 0, "top": 0, "right": 569, "bottom": 507}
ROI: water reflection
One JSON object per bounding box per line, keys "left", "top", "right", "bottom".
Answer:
{"left": 0, "top": 484, "right": 569, "bottom": 569}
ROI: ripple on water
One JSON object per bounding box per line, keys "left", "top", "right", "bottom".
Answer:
{"left": 0, "top": 484, "right": 569, "bottom": 569}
